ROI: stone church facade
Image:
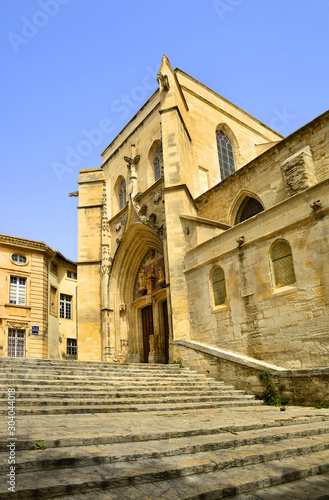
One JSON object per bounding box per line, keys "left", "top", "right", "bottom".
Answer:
{"left": 77, "top": 56, "right": 329, "bottom": 400}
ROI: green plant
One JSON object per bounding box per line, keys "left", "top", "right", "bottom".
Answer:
{"left": 35, "top": 442, "right": 46, "bottom": 450}
{"left": 258, "top": 369, "right": 282, "bottom": 406}
{"left": 316, "top": 401, "right": 329, "bottom": 409}
{"left": 171, "top": 360, "right": 184, "bottom": 368}
{"left": 115, "top": 393, "right": 121, "bottom": 398}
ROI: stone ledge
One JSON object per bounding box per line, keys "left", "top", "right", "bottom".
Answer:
{"left": 174, "top": 339, "right": 329, "bottom": 378}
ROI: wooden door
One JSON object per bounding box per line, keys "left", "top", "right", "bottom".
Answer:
{"left": 162, "top": 300, "right": 170, "bottom": 364}
{"left": 142, "top": 305, "right": 153, "bottom": 363}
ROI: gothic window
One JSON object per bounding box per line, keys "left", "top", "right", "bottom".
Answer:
{"left": 119, "top": 179, "right": 126, "bottom": 210}
{"left": 216, "top": 129, "right": 235, "bottom": 181}
{"left": 212, "top": 267, "right": 227, "bottom": 306}
{"left": 271, "top": 240, "right": 296, "bottom": 287}
{"left": 236, "top": 196, "right": 264, "bottom": 224}
{"left": 154, "top": 144, "right": 163, "bottom": 181}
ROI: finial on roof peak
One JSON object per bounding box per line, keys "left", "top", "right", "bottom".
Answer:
{"left": 162, "top": 54, "right": 169, "bottom": 64}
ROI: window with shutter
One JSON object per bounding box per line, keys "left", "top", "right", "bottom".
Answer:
{"left": 10, "top": 277, "right": 26, "bottom": 305}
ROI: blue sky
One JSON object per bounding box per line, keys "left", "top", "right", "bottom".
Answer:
{"left": 1, "top": 0, "right": 328, "bottom": 261}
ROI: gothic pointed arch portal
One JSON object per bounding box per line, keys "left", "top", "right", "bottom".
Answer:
{"left": 108, "top": 223, "right": 171, "bottom": 364}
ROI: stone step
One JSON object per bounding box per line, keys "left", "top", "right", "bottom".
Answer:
{"left": 2, "top": 414, "right": 328, "bottom": 452}
{"left": 0, "top": 372, "right": 211, "bottom": 382}
{"left": 1, "top": 440, "right": 329, "bottom": 499}
{"left": 0, "top": 393, "right": 254, "bottom": 406}
{"left": 0, "top": 383, "right": 233, "bottom": 395}
{"left": 1, "top": 420, "right": 328, "bottom": 475}
{"left": 0, "top": 367, "right": 202, "bottom": 380}
{"left": 56, "top": 473, "right": 329, "bottom": 500}
{"left": 0, "top": 359, "right": 182, "bottom": 369}
{"left": 0, "top": 389, "right": 245, "bottom": 399}
{"left": 0, "top": 400, "right": 262, "bottom": 415}
{"left": 0, "top": 378, "right": 228, "bottom": 391}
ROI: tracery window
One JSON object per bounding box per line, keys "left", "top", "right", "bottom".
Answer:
{"left": 154, "top": 144, "right": 163, "bottom": 181}
{"left": 212, "top": 267, "right": 227, "bottom": 306}
{"left": 119, "top": 179, "right": 126, "bottom": 210}
{"left": 271, "top": 240, "right": 296, "bottom": 287}
{"left": 216, "top": 129, "right": 235, "bottom": 181}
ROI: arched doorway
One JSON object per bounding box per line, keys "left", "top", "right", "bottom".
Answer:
{"left": 108, "top": 224, "right": 172, "bottom": 364}
{"left": 141, "top": 305, "right": 153, "bottom": 363}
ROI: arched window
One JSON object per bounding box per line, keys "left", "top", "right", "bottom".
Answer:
{"left": 235, "top": 196, "right": 264, "bottom": 224}
{"left": 119, "top": 179, "right": 126, "bottom": 210}
{"left": 154, "top": 144, "right": 163, "bottom": 181}
{"left": 271, "top": 240, "right": 296, "bottom": 287}
{"left": 212, "top": 267, "right": 227, "bottom": 306}
{"left": 216, "top": 129, "right": 235, "bottom": 181}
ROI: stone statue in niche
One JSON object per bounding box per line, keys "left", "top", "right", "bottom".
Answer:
{"left": 150, "top": 249, "right": 155, "bottom": 259}
{"left": 115, "top": 220, "right": 125, "bottom": 232}
{"left": 158, "top": 267, "right": 166, "bottom": 286}
{"left": 138, "top": 269, "right": 147, "bottom": 294}
{"left": 149, "top": 213, "right": 157, "bottom": 226}
{"left": 147, "top": 264, "right": 156, "bottom": 295}
{"left": 153, "top": 190, "right": 162, "bottom": 204}
{"left": 139, "top": 204, "right": 148, "bottom": 216}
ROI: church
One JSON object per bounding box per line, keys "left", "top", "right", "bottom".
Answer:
{"left": 77, "top": 55, "right": 329, "bottom": 402}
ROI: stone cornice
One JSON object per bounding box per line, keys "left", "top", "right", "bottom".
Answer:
{"left": 180, "top": 214, "right": 230, "bottom": 230}
{"left": 0, "top": 234, "right": 55, "bottom": 257}
{"left": 174, "top": 339, "right": 329, "bottom": 377}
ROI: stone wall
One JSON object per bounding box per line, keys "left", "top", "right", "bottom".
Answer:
{"left": 175, "top": 341, "right": 329, "bottom": 407}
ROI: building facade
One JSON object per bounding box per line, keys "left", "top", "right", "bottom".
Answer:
{"left": 77, "top": 56, "right": 329, "bottom": 386}
{"left": 0, "top": 235, "right": 77, "bottom": 359}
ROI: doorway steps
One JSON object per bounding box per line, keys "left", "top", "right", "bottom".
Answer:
{"left": 0, "top": 357, "right": 261, "bottom": 415}
{"left": 0, "top": 357, "right": 329, "bottom": 499}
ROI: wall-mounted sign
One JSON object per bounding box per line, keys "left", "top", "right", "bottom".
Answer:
{"left": 31, "top": 326, "right": 39, "bottom": 335}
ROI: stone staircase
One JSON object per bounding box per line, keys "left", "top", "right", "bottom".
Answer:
{"left": 0, "top": 358, "right": 260, "bottom": 415}
{"left": 0, "top": 358, "right": 328, "bottom": 499}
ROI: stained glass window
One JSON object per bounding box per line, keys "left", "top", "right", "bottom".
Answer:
{"left": 119, "top": 179, "right": 126, "bottom": 210}
{"left": 154, "top": 144, "right": 163, "bottom": 181}
{"left": 212, "top": 267, "right": 227, "bottom": 306}
{"left": 271, "top": 241, "right": 296, "bottom": 287}
{"left": 216, "top": 129, "right": 235, "bottom": 181}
